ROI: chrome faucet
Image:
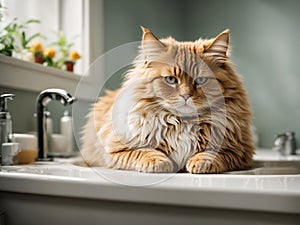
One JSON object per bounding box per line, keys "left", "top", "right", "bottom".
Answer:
{"left": 273, "top": 131, "right": 297, "bottom": 156}
{"left": 36, "top": 89, "right": 76, "bottom": 161}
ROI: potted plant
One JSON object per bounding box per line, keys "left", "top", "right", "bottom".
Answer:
{"left": 50, "top": 31, "right": 80, "bottom": 72}
{"left": 0, "top": 3, "right": 44, "bottom": 59}
{"left": 30, "top": 41, "right": 43, "bottom": 63}
{"left": 42, "top": 47, "right": 56, "bottom": 67}
{"left": 64, "top": 50, "right": 81, "bottom": 72}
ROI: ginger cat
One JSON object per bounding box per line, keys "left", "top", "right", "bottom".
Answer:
{"left": 81, "top": 27, "right": 254, "bottom": 173}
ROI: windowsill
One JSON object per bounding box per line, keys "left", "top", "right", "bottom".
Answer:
{"left": 0, "top": 54, "right": 93, "bottom": 101}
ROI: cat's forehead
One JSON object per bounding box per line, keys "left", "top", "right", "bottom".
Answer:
{"left": 169, "top": 45, "right": 211, "bottom": 78}
{"left": 143, "top": 37, "right": 213, "bottom": 78}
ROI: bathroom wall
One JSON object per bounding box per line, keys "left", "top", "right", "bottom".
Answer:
{"left": 103, "top": 0, "right": 300, "bottom": 148}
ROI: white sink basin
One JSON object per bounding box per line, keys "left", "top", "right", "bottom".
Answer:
{"left": 2, "top": 149, "right": 300, "bottom": 177}
{"left": 226, "top": 149, "right": 300, "bottom": 175}
{"left": 1, "top": 149, "right": 300, "bottom": 224}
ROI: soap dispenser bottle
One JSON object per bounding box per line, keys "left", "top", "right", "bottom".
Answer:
{"left": 60, "top": 110, "right": 73, "bottom": 153}
{"left": 0, "top": 94, "right": 15, "bottom": 165}
{"left": 0, "top": 94, "right": 15, "bottom": 147}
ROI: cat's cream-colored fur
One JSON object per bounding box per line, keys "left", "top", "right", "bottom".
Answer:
{"left": 81, "top": 27, "right": 254, "bottom": 173}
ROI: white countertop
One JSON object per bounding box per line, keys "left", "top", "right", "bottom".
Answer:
{"left": 1, "top": 163, "right": 300, "bottom": 214}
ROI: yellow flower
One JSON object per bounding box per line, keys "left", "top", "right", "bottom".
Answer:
{"left": 69, "top": 50, "right": 81, "bottom": 61}
{"left": 30, "top": 41, "right": 43, "bottom": 52}
{"left": 43, "top": 48, "right": 56, "bottom": 58}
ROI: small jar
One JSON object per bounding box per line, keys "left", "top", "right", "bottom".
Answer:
{"left": 13, "top": 133, "right": 38, "bottom": 164}
{"left": 2, "top": 143, "right": 20, "bottom": 165}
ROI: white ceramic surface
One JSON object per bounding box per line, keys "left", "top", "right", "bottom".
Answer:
{"left": 0, "top": 149, "right": 300, "bottom": 215}
{"left": 254, "top": 148, "right": 300, "bottom": 160}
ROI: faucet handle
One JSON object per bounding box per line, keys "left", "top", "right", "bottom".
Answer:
{"left": 273, "top": 131, "right": 297, "bottom": 155}
{"left": 285, "top": 131, "right": 297, "bottom": 155}
{"left": 285, "top": 131, "right": 296, "bottom": 140}
{"left": 273, "top": 133, "right": 286, "bottom": 152}
{"left": 0, "top": 94, "right": 15, "bottom": 112}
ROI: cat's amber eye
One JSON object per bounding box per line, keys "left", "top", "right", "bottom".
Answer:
{"left": 194, "top": 77, "right": 208, "bottom": 86}
{"left": 164, "top": 76, "right": 178, "bottom": 85}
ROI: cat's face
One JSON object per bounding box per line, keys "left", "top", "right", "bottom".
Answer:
{"left": 149, "top": 62, "right": 220, "bottom": 118}
{"left": 135, "top": 27, "right": 230, "bottom": 118}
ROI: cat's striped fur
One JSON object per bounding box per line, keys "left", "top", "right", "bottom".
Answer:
{"left": 81, "top": 27, "right": 254, "bottom": 173}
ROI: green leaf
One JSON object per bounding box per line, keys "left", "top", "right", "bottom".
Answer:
{"left": 21, "top": 31, "right": 26, "bottom": 48}
{"left": 24, "top": 19, "right": 41, "bottom": 24}
{"left": 12, "top": 23, "right": 17, "bottom": 31}
{"left": 26, "top": 33, "right": 44, "bottom": 46}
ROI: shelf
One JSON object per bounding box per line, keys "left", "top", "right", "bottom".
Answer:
{"left": 0, "top": 55, "right": 94, "bottom": 101}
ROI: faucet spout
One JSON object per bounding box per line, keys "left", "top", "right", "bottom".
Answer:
{"left": 36, "top": 89, "right": 76, "bottom": 161}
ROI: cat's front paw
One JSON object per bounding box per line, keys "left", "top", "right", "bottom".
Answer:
{"left": 185, "top": 152, "right": 226, "bottom": 174}
{"left": 134, "top": 150, "right": 174, "bottom": 173}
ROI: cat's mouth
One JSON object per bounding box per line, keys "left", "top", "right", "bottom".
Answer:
{"left": 175, "top": 102, "right": 198, "bottom": 118}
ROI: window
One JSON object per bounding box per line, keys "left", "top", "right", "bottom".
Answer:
{"left": 3, "top": 0, "right": 85, "bottom": 74}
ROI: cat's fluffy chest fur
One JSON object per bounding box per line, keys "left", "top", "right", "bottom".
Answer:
{"left": 127, "top": 110, "right": 199, "bottom": 169}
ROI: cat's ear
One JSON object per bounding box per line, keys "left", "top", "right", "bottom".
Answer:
{"left": 141, "top": 26, "right": 166, "bottom": 62}
{"left": 204, "top": 29, "right": 230, "bottom": 63}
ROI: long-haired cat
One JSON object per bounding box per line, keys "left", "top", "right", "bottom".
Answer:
{"left": 81, "top": 27, "right": 254, "bottom": 173}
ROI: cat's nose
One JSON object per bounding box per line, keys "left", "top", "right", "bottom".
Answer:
{"left": 180, "top": 94, "right": 191, "bottom": 101}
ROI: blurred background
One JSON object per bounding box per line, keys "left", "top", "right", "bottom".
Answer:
{"left": 1, "top": 0, "right": 300, "bottom": 149}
